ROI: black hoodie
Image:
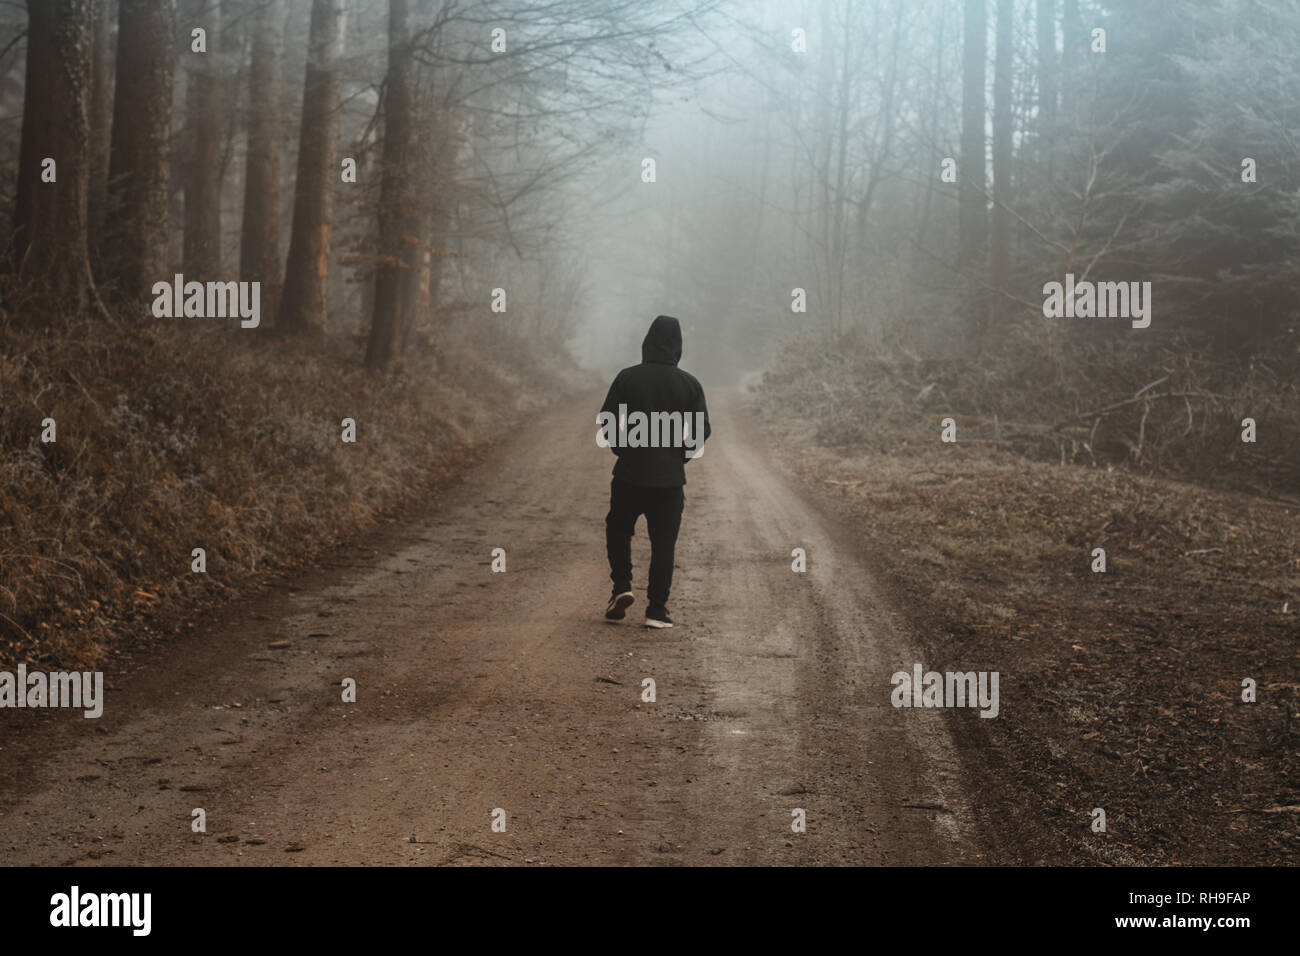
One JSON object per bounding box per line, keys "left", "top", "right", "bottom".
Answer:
{"left": 599, "top": 315, "right": 711, "bottom": 487}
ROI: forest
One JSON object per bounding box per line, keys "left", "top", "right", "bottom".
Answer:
{"left": 0, "top": 0, "right": 1295, "bottom": 871}
{"left": 2, "top": 0, "right": 1297, "bottom": 664}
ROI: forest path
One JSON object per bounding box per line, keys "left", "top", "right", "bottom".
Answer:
{"left": 0, "top": 393, "right": 985, "bottom": 865}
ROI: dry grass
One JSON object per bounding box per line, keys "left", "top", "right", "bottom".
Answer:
{"left": 756, "top": 338, "right": 1299, "bottom": 865}
{"left": 0, "top": 305, "right": 581, "bottom": 670}
{"left": 756, "top": 331, "right": 1300, "bottom": 498}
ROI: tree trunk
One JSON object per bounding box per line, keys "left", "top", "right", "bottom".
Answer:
{"left": 1062, "top": 0, "right": 1081, "bottom": 119}
{"left": 826, "top": 0, "right": 855, "bottom": 336}
{"left": 365, "top": 0, "right": 413, "bottom": 368}
{"left": 990, "top": 0, "right": 1013, "bottom": 321}
{"left": 404, "top": 97, "right": 460, "bottom": 351}
{"left": 812, "top": 0, "right": 835, "bottom": 334}
{"left": 105, "top": 0, "right": 175, "bottom": 306}
{"left": 913, "top": 11, "right": 945, "bottom": 252}
{"left": 856, "top": 0, "right": 904, "bottom": 297}
{"left": 1036, "top": 0, "right": 1057, "bottom": 179}
{"left": 182, "top": 0, "right": 222, "bottom": 279}
{"left": 279, "top": 0, "right": 348, "bottom": 335}
{"left": 959, "top": 0, "right": 987, "bottom": 337}
{"left": 240, "top": 0, "right": 283, "bottom": 318}
{"left": 12, "top": 0, "right": 94, "bottom": 314}
{"left": 87, "top": 0, "right": 112, "bottom": 254}
{"left": 398, "top": 63, "right": 440, "bottom": 355}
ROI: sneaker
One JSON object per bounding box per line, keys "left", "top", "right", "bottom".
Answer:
{"left": 644, "top": 607, "right": 673, "bottom": 629}
{"left": 605, "top": 590, "right": 635, "bottom": 620}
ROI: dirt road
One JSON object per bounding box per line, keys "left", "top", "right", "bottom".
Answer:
{"left": 0, "top": 394, "right": 988, "bottom": 865}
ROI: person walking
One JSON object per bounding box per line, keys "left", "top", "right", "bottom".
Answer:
{"left": 598, "top": 315, "right": 710, "bottom": 628}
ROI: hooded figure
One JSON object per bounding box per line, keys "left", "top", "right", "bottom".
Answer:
{"left": 598, "top": 315, "right": 710, "bottom": 628}
{"left": 599, "top": 315, "right": 710, "bottom": 487}
{"left": 640, "top": 313, "right": 683, "bottom": 365}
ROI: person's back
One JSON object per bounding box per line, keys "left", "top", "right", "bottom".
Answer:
{"left": 598, "top": 315, "right": 710, "bottom": 628}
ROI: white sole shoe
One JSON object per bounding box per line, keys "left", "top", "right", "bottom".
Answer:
{"left": 643, "top": 617, "right": 673, "bottom": 629}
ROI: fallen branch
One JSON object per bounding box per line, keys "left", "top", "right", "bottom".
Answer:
{"left": 1052, "top": 391, "right": 1226, "bottom": 431}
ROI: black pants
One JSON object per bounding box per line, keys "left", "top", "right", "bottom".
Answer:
{"left": 605, "top": 478, "right": 684, "bottom": 610}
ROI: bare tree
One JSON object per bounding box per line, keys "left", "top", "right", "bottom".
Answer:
{"left": 182, "top": 0, "right": 223, "bottom": 278}
{"left": 1061, "top": 0, "right": 1081, "bottom": 118}
{"left": 105, "top": 0, "right": 176, "bottom": 304}
{"left": 87, "top": 0, "right": 113, "bottom": 251}
{"left": 365, "top": 0, "right": 414, "bottom": 368}
{"left": 852, "top": 0, "right": 906, "bottom": 314}
{"left": 990, "top": 0, "right": 1012, "bottom": 319}
{"left": 240, "top": 0, "right": 284, "bottom": 314}
{"left": 960, "top": 0, "right": 987, "bottom": 334}
{"left": 12, "top": 0, "right": 94, "bottom": 313}
{"left": 278, "top": 0, "right": 348, "bottom": 335}
{"left": 1036, "top": 0, "right": 1057, "bottom": 179}
{"left": 412, "top": 103, "right": 463, "bottom": 346}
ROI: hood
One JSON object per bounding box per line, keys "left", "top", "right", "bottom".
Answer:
{"left": 641, "top": 315, "right": 683, "bottom": 366}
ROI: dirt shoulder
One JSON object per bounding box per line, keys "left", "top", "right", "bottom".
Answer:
{"left": 755, "top": 402, "right": 1299, "bottom": 866}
